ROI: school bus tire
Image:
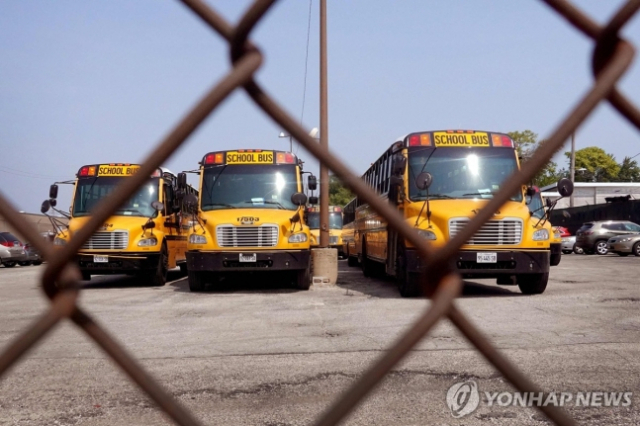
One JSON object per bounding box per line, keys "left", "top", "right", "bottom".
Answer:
{"left": 361, "top": 238, "right": 374, "bottom": 278}
{"left": 188, "top": 270, "right": 206, "bottom": 292}
{"left": 517, "top": 272, "right": 549, "bottom": 295}
{"left": 296, "top": 264, "right": 311, "bottom": 290}
{"left": 147, "top": 242, "right": 168, "bottom": 287}
{"left": 396, "top": 244, "right": 420, "bottom": 298}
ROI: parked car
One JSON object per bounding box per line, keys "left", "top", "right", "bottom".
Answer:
{"left": 575, "top": 220, "right": 640, "bottom": 255}
{"left": 0, "top": 232, "right": 27, "bottom": 268}
{"left": 607, "top": 233, "right": 640, "bottom": 256}
{"left": 21, "top": 242, "right": 43, "bottom": 266}
{"left": 561, "top": 235, "right": 583, "bottom": 254}
{"left": 554, "top": 226, "right": 571, "bottom": 238}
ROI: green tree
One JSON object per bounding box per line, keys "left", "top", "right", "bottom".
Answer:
{"left": 615, "top": 156, "right": 640, "bottom": 182}
{"left": 508, "top": 130, "right": 562, "bottom": 187}
{"left": 328, "top": 175, "right": 354, "bottom": 206}
{"left": 565, "top": 146, "right": 620, "bottom": 182}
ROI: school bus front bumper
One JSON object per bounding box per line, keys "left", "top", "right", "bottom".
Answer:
{"left": 405, "top": 249, "right": 550, "bottom": 279}
{"left": 186, "top": 250, "right": 310, "bottom": 272}
{"left": 76, "top": 252, "right": 161, "bottom": 274}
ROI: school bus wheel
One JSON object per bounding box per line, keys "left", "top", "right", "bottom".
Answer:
{"left": 188, "top": 270, "right": 206, "bottom": 292}
{"left": 296, "top": 265, "right": 311, "bottom": 290}
{"left": 517, "top": 272, "right": 549, "bottom": 295}
{"left": 147, "top": 242, "right": 168, "bottom": 287}
{"left": 395, "top": 244, "right": 420, "bottom": 298}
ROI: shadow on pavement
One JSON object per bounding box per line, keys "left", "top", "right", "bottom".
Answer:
{"left": 169, "top": 270, "right": 304, "bottom": 294}
{"left": 81, "top": 269, "right": 187, "bottom": 289}
{"left": 337, "top": 261, "right": 522, "bottom": 299}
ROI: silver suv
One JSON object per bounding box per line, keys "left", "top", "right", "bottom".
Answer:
{"left": 575, "top": 221, "right": 640, "bottom": 255}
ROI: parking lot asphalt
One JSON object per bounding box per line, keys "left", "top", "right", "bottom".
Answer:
{"left": 0, "top": 254, "right": 638, "bottom": 425}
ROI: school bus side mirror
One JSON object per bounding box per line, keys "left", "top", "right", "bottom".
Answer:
{"left": 49, "top": 184, "right": 58, "bottom": 200}
{"left": 415, "top": 172, "right": 432, "bottom": 190}
{"left": 291, "top": 192, "right": 308, "bottom": 206}
{"left": 308, "top": 196, "right": 319, "bottom": 205}
{"left": 307, "top": 175, "right": 318, "bottom": 191}
{"left": 557, "top": 178, "right": 574, "bottom": 197}
{"left": 152, "top": 201, "right": 164, "bottom": 212}
{"left": 546, "top": 198, "right": 553, "bottom": 208}
{"left": 41, "top": 200, "right": 51, "bottom": 214}
{"left": 177, "top": 173, "right": 187, "bottom": 190}
{"left": 526, "top": 187, "right": 537, "bottom": 198}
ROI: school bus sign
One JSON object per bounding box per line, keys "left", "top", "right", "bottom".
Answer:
{"left": 97, "top": 165, "right": 141, "bottom": 177}
{"left": 433, "top": 131, "right": 490, "bottom": 147}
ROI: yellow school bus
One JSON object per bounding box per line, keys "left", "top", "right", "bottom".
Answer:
{"left": 181, "top": 149, "right": 314, "bottom": 292}
{"left": 342, "top": 198, "right": 359, "bottom": 266}
{"left": 353, "top": 130, "right": 573, "bottom": 297}
{"left": 306, "top": 205, "right": 345, "bottom": 257}
{"left": 44, "top": 163, "right": 189, "bottom": 285}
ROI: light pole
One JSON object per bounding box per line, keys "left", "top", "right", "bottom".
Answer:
{"left": 319, "top": 0, "right": 329, "bottom": 248}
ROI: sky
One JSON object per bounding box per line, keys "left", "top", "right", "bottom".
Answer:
{"left": 1, "top": 0, "right": 639, "bottom": 214}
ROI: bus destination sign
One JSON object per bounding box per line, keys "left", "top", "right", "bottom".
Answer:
{"left": 226, "top": 151, "right": 274, "bottom": 165}
{"left": 433, "top": 132, "right": 489, "bottom": 147}
{"left": 98, "top": 165, "right": 141, "bottom": 177}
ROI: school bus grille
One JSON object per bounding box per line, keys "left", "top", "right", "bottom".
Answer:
{"left": 216, "top": 225, "right": 279, "bottom": 247}
{"left": 81, "top": 231, "right": 129, "bottom": 250}
{"left": 449, "top": 218, "right": 522, "bottom": 245}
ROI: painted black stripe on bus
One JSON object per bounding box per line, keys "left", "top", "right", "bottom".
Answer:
{"left": 165, "top": 235, "right": 187, "bottom": 241}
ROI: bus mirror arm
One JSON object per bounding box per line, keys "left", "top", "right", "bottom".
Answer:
{"left": 414, "top": 172, "right": 433, "bottom": 228}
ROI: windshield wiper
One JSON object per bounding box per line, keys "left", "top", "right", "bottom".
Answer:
{"left": 417, "top": 194, "right": 454, "bottom": 200}
{"left": 206, "top": 203, "right": 237, "bottom": 209}
{"left": 263, "top": 200, "right": 287, "bottom": 209}
{"left": 240, "top": 200, "right": 288, "bottom": 209}
{"left": 462, "top": 192, "right": 494, "bottom": 197}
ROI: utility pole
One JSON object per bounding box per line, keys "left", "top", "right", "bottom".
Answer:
{"left": 319, "top": 0, "right": 329, "bottom": 248}
{"left": 570, "top": 132, "right": 575, "bottom": 208}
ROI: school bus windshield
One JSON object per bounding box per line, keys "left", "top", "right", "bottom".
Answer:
{"left": 72, "top": 177, "right": 160, "bottom": 217}
{"left": 201, "top": 164, "right": 299, "bottom": 211}
{"left": 307, "top": 212, "right": 343, "bottom": 230}
{"left": 407, "top": 147, "right": 522, "bottom": 202}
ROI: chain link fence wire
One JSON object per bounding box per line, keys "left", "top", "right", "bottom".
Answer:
{"left": 1, "top": 0, "right": 639, "bottom": 424}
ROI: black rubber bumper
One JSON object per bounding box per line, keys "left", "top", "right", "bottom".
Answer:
{"left": 77, "top": 253, "right": 160, "bottom": 275}
{"left": 551, "top": 243, "right": 561, "bottom": 257}
{"left": 187, "top": 250, "right": 310, "bottom": 272}
{"left": 405, "top": 249, "right": 550, "bottom": 279}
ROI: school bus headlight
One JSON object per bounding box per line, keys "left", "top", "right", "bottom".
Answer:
{"left": 189, "top": 234, "right": 207, "bottom": 244}
{"left": 554, "top": 232, "right": 561, "bottom": 239}
{"left": 137, "top": 237, "right": 158, "bottom": 247}
{"left": 533, "top": 229, "right": 549, "bottom": 241}
{"left": 53, "top": 237, "right": 67, "bottom": 246}
{"left": 416, "top": 230, "right": 437, "bottom": 240}
{"left": 288, "top": 233, "right": 308, "bottom": 243}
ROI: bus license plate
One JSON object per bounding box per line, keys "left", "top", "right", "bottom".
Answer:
{"left": 94, "top": 255, "right": 108, "bottom": 263}
{"left": 477, "top": 252, "right": 497, "bottom": 263}
{"left": 239, "top": 253, "right": 257, "bottom": 262}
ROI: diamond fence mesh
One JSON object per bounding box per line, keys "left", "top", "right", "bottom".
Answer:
{"left": 1, "top": 0, "right": 639, "bottom": 425}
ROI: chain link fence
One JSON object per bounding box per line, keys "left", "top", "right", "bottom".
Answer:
{"left": 1, "top": 0, "right": 639, "bottom": 425}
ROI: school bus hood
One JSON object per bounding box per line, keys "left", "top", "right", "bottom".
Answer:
{"left": 406, "top": 198, "right": 531, "bottom": 227}
{"left": 67, "top": 215, "right": 152, "bottom": 234}
{"left": 200, "top": 208, "right": 307, "bottom": 228}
